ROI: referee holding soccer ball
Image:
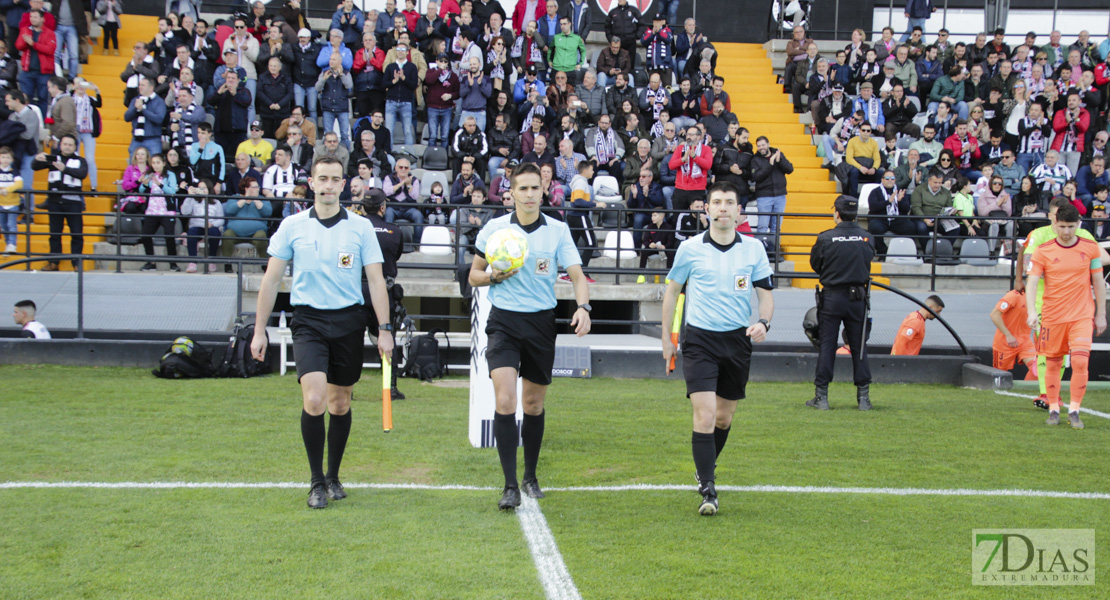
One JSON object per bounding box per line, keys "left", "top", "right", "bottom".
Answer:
{"left": 662, "top": 181, "right": 775, "bottom": 516}
{"left": 469, "top": 162, "right": 593, "bottom": 511}
{"left": 251, "top": 157, "right": 394, "bottom": 509}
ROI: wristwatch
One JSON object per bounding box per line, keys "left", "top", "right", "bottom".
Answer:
{"left": 757, "top": 318, "right": 771, "bottom": 332}
{"left": 379, "top": 323, "right": 394, "bottom": 331}
{"left": 578, "top": 303, "right": 592, "bottom": 313}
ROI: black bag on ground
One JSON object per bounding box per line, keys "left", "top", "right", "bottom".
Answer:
{"left": 152, "top": 336, "right": 215, "bottom": 379}
{"left": 404, "top": 328, "right": 449, "bottom": 382}
{"left": 217, "top": 320, "right": 273, "bottom": 378}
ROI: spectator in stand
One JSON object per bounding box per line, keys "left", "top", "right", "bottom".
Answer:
{"left": 188, "top": 122, "right": 225, "bottom": 192}
{"left": 211, "top": 68, "right": 252, "bottom": 162}
{"left": 843, "top": 122, "right": 881, "bottom": 197}
{"left": 117, "top": 147, "right": 149, "bottom": 214}
{"left": 916, "top": 44, "right": 944, "bottom": 100}
{"left": 124, "top": 76, "right": 166, "bottom": 158}
{"left": 487, "top": 113, "right": 514, "bottom": 174}
{"left": 565, "top": 160, "right": 600, "bottom": 277}
{"left": 623, "top": 137, "right": 655, "bottom": 191}
{"left": 669, "top": 77, "right": 699, "bottom": 132}
{"left": 451, "top": 112, "right": 488, "bottom": 172}
{"left": 994, "top": 149, "right": 1025, "bottom": 197}
{"left": 868, "top": 169, "right": 915, "bottom": 257}
{"left": 415, "top": 0, "right": 444, "bottom": 51}
{"left": 32, "top": 134, "right": 86, "bottom": 271}
{"left": 668, "top": 125, "right": 711, "bottom": 211}
{"left": 584, "top": 112, "right": 624, "bottom": 181}
{"left": 852, "top": 82, "right": 884, "bottom": 134}
{"left": 352, "top": 32, "right": 385, "bottom": 119}
{"left": 95, "top": 0, "right": 122, "bottom": 56}
{"left": 894, "top": 147, "right": 926, "bottom": 193}
{"left": 1076, "top": 157, "right": 1108, "bottom": 206}
{"left": 348, "top": 129, "right": 389, "bottom": 179}
{"left": 147, "top": 17, "right": 180, "bottom": 72}
{"left": 1051, "top": 91, "right": 1088, "bottom": 175}
{"left": 223, "top": 17, "right": 260, "bottom": 126}
{"left": 456, "top": 185, "right": 495, "bottom": 252}
{"left": 627, "top": 167, "right": 665, "bottom": 247}
{"left": 699, "top": 75, "right": 730, "bottom": 119}
{"left": 549, "top": 15, "right": 586, "bottom": 83}
{"left": 699, "top": 99, "right": 735, "bottom": 146}
{"left": 45, "top": 76, "right": 76, "bottom": 147}
{"left": 791, "top": 42, "right": 820, "bottom": 113}
{"left": 902, "top": 0, "right": 936, "bottom": 42}
{"left": 0, "top": 39, "right": 15, "bottom": 92}
{"left": 276, "top": 105, "right": 316, "bottom": 146}
{"left": 604, "top": 0, "right": 642, "bottom": 52}
{"left": 674, "top": 195, "right": 707, "bottom": 244}
{"left": 226, "top": 152, "right": 260, "bottom": 198}
{"left": 383, "top": 158, "right": 422, "bottom": 231}
{"left": 636, "top": 208, "right": 675, "bottom": 280}
{"left": 929, "top": 66, "right": 967, "bottom": 120}
{"left": 425, "top": 53, "right": 458, "bottom": 147}
{"left": 640, "top": 71, "right": 669, "bottom": 124}
{"left": 1053, "top": 179, "right": 1086, "bottom": 216}
{"left": 1084, "top": 197, "right": 1110, "bottom": 241}
{"left": 483, "top": 32, "right": 511, "bottom": 93}
{"left": 1015, "top": 101, "right": 1051, "bottom": 172}
{"left": 511, "top": 19, "right": 547, "bottom": 78}
{"left": 16, "top": 9, "right": 55, "bottom": 114}
{"left": 237, "top": 120, "right": 273, "bottom": 166}
{"left": 596, "top": 35, "right": 630, "bottom": 89}
{"left": 283, "top": 126, "right": 314, "bottom": 169}
{"left": 70, "top": 79, "right": 101, "bottom": 192}
{"left": 255, "top": 58, "right": 293, "bottom": 139}
{"left": 265, "top": 145, "right": 308, "bottom": 220}
{"left": 673, "top": 18, "right": 705, "bottom": 78}
{"left": 751, "top": 136, "right": 793, "bottom": 244}
{"left": 221, "top": 176, "right": 271, "bottom": 270}
{"left": 977, "top": 174, "right": 1013, "bottom": 254}
{"left": 545, "top": 69, "right": 574, "bottom": 113}
{"left": 136, "top": 153, "right": 180, "bottom": 272}
{"left": 291, "top": 29, "right": 321, "bottom": 124}
{"left": 1081, "top": 131, "right": 1107, "bottom": 166}
{"left": 783, "top": 26, "right": 814, "bottom": 94}
{"left": 180, "top": 179, "right": 223, "bottom": 273}
{"left": 909, "top": 123, "right": 942, "bottom": 166}
{"left": 377, "top": 0, "right": 400, "bottom": 41}
{"left": 820, "top": 110, "right": 862, "bottom": 168}
{"left": 910, "top": 171, "right": 953, "bottom": 239}
{"left": 803, "top": 58, "right": 833, "bottom": 126}
{"left": 332, "top": 0, "right": 365, "bottom": 48}
{"left": 316, "top": 51, "right": 353, "bottom": 150}
{"left": 383, "top": 43, "right": 419, "bottom": 146}
{"left": 258, "top": 24, "right": 293, "bottom": 73}
{"left": 882, "top": 83, "right": 920, "bottom": 138}
{"left": 460, "top": 55, "right": 492, "bottom": 130}
{"left": 316, "top": 131, "right": 350, "bottom": 173}
{"left": 640, "top": 14, "right": 671, "bottom": 83}
{"left": 944, "top": 119, "right": 982, "bottom": 181}
{"left": 0, "top": 146, "right": 22, "bottom": 253}
{"left": 1030, "top": 149, "right": 1071, "bottom": 199}
{"left": 521, "top": 132, "right": 555, "bottom": 169}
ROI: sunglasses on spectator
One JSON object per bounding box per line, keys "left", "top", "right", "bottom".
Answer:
{"left": 940, "top": 157, "right": 951, "bottom": 161}
{"left": 860, "top": 128, "right": 872, "bottom": 132}
{"left": 235, "top": 25, "right": 246, "bottom": 29}
{"left": 883, "top": 176, "right": 895, "bottom": 180}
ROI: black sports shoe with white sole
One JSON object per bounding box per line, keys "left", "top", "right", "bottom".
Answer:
{"left": 307, "top": 482, "right": 328, "bottom": 509}
{"left": 698, "top": 481, "right": 718, "bottom": 516}
{"left": 498, "top": 486, "right": 521, "bottom": 510}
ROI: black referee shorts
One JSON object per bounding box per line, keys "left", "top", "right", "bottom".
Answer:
{"left": 485, "top": 307, "right": 557, "bottom": 386}
{"left": 290, "top": 304, "right": 367, "bottom": 387}
{"left": 682, "top": 324, "right": 753, "bottom": 401}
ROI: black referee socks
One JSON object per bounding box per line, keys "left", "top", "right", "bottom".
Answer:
{"left": 692, "top": 432, "right": 716, "bottom": 484}
{"left": 301, "top": 410, "right": 326, "bottom": 486}
{"left": 493, "top": 412, "right": 519, "bottom": 488}
{"left": 521, "top": 410, "right": 545, "bottom": 482}
{"left": 714, "top": 426, "right": 731, "bottom": 460}
{"left": 326, "top": 409, "right": 352, "bottom": 481}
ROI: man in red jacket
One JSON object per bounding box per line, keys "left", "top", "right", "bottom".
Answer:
{"left": 668, "top": 125, "right": 711, "bottom": 210}
{"left": 16, "top": 9, "right": 56, "bottom": 114}
{"left": 942, "top": 119, "right": 982, "bottom": 180}
{"left": 1051, "top": 91, "right": 1090, "bottom": 175}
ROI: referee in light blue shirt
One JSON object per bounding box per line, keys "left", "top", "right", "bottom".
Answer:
{"left": 251, "top": 156, "right": 394, "bottom": 510}
{"left": 469, "top": 162, "right": 594, "bottom": 511}
{"left": 662, "top": 180, "right": 776, "bottom": 517}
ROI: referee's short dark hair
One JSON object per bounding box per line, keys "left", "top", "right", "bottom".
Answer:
{"left": 15, "top": 299, "right": 35, "bottom": 311}
{"left": 510, "top": 161, "right": 542, "bottom": 187}
{"left": 311, "top": 156, "right": 344, "bottom": 177}
{"left": 926, "top": 294, "right": 945, "bottom": 309}
{"left": 706, "top": 181, "right": 741, "bottom": 203}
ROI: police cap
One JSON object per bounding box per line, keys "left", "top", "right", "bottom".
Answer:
{"left": 833, "top": 195, "right": 858, "bottom": 215}
{"left": 362, "top": 188, "right": 387, "bottom": 212}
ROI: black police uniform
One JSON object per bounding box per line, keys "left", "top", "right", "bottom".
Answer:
{"left": 808, "top": 199, "right": 875, "bottom": 410}
{"left": 360, "top": 209, "right": 405, "bottom": 392}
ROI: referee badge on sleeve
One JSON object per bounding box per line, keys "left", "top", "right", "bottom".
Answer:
{"left": 734, "top": 275, "right": 749, "bottom": 292}
{"left": 338, "top": 252, "right": 354, "bottom": 269}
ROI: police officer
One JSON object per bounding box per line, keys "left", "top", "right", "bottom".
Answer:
{"left": 360, "top": 188, "right": 406, "bottom": 399}
{"left": 808, "top": 195, "right": 875, "bottom": 411}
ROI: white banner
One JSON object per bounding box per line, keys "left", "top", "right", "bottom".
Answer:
{"left": 468, "top": 284, "right": 523, "bottom": 448}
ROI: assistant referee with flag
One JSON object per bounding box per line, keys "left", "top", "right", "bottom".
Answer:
{"left": 252, "top": 156, "right": 394, "bottom": 509}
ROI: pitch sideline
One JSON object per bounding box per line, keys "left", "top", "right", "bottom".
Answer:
{"left": 994, "top": 390, "right": 1110, "bottom": 419}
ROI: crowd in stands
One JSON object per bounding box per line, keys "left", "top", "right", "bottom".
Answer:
{"left": 794, "top": 23, "right": 1110, "bottom": 258}
{"left": 1, "top": 0, "right": 1108, "bottom": 275}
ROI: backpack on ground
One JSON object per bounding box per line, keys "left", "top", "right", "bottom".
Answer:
{"left": 404, "top": 328, "right": 449, "bottom": 382}
{"left": 152, "top": 336, "right": 215, "bottom": 379}
{"left": 217, "top": 320, "right": 273, "bottom": 378}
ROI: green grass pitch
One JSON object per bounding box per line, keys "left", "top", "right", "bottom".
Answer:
{"left": 2, "top": 365, "right": 1109, "bottom": 599}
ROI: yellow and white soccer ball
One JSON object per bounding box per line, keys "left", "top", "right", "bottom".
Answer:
{"left": 485, "top": 228, "right": 529, "bottom": 273}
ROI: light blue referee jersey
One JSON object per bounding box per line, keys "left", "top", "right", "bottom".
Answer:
{"left": 268, "top": 207, "right": 384, "bottom": 310}
{"left": 476, "top": 212, "right": 582, "bottom": 312}
{"left": 666, "top": 231, "right": 774, "bottom": 332}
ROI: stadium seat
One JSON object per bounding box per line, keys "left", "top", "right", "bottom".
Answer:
{"left": 895, "top": 136, "right": 914, "bottom": 150}
{"left": 419, "top": 226, "right": 453, "bottom": 255}
{"left": 911, "top": 112, "right": 929, "bottom": 131}
{"left": 114, "top": 215, "right": 143, "bottom": 246}
{"left": 907, "top": 96, "right": 922, "bottom": 112}
{"left": 924, "top": 238, "right": 959, "bottom": 265}
{"left": 419, "top": 170, "right": 450, "bottom": 200}
{"left": 857, "top": 183, "right": 880, "bottom": 212}
{"left": 602, "top": 231, "right": 636, "bottom": 260}
{"left": 592, "top": 175, "right": 623, "bottom": 227}
{"left": 204, "top": 114, "right": 216, "bottom": 128}
{"left": 959, "top": 237, "right": 996, "bottom": 266}
{"left": 423, "top": 146, "right": 449, "bottom": 171}
{"left": 395, "top": 144, "right": 421, "bottom": 168}
{"left": 887, "top": 237, "right": 922, "bottom": 265}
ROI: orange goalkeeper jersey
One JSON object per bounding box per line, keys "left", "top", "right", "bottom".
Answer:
{"left": 1029, "top": 237, "right": 1103, "bottom": 325}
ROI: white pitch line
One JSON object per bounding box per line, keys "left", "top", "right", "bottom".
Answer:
{"left": 516, "top": 495, "right": 583, "bottom": 600}
{"left": 994, "top": 390, "right": 1110, "bottom": 419}
{"left": 3, "top": 481, "right": 1110, "bottom": 500}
